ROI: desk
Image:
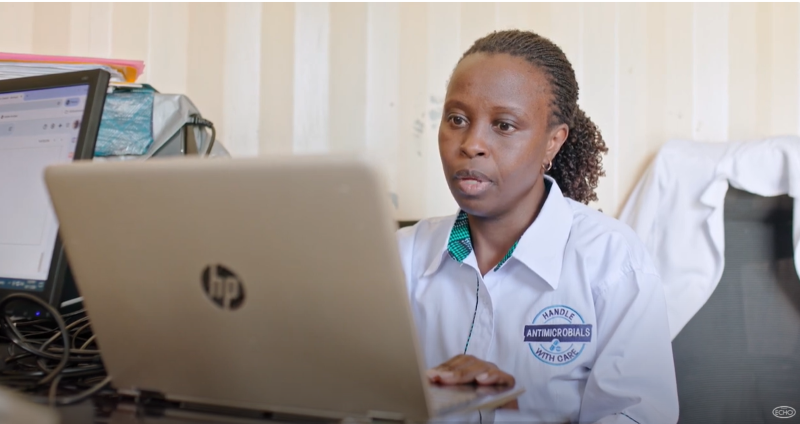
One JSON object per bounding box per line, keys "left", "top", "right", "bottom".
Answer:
{"left": 0, "top": 374, "right": 395, "bottom": 424}
{"left": 1, "top": 343, "right": 391, "bottom": 424}
{"left": 1, "top": 344, "right": 528, "bottom": 424}
{"left": 0, "top": 382, "right": 349, "bottom": 424}
{"left": 0, "top": 388, "right": 541, "bottom": 424}
{"left": 0, "top": 342, "right": 312, "bottom": 424}
{"left": 93, "top": 398, "right": 346, "bottom": 424}
{"left": 5, "top": 395, "right": 367, "bottom": 424}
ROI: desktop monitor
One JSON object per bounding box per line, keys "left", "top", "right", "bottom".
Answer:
{"left": 0, "top": 70, "right": 109, "bottom": 317}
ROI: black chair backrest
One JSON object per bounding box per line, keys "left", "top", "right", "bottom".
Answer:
{"left": 673, "top": 187, "right": 800, "bottom": 423}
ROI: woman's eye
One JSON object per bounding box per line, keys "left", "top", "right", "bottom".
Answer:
{"left": 497, "top": 122, "right": 514, "bottom": 132}
{"left": 449, "top": 115, "right": 467, "bottom": 126}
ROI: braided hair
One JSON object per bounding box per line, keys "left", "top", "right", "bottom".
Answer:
{"left": 459, "top": 30, "right": 608, "bottom": 204}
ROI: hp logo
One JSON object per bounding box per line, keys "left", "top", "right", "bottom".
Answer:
{"left": 773, "top": 406, "right": 796, "bottom": 419}
{"left": 201, "top": 265, "right": 245, "bottom": 310}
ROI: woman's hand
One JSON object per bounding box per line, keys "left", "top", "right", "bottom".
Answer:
{"left": 427, "top": 355, "right": 519, "bottom": 410}
{"left": 426, "top": 354, "right": 516, "bottom": 386}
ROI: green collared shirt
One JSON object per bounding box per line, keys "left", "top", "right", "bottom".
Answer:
{"left": 446, "top": 210, "right": 518, "bottom": 272}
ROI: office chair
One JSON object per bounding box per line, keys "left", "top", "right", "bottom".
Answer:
{"left": 672, "top": 187, "right": 800, "bottom": 423}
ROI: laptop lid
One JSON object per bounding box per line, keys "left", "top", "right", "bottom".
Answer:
{"left": 44, "top": 155, "right": 435, "bottom": 421}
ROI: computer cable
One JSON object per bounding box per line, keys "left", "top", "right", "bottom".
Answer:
{"left": 464, "top": 274, "right": 483, "bottom": 424}
{"left": 189, "top": 114, "right": 216, "bottom": 156}
{"left": 40, "top": 375, "right": 112, "bottom": 407}
{"left": 0, "top": 293, "right": 112, "bottom": 406}
{"left": 1, "top": 294, "right": 69, "bottom": 385}
{"left": 463, "top": 274, "right": 480, "bottom": 355}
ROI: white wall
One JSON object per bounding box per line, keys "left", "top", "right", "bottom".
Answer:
{"left": 1, "top": 2, "right": 798, "bottom": 220}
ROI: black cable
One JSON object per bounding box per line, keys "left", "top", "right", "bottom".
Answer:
{"left": 0, "top": 365, "right": 105, "bottom": 381}
{"left": 189, "top": 115, "right": 216, "bottom": 156}
{"left": 80, "top": 335, "right": 97, "bottom": 350}
{"left": 5, "top": 352, "right": 33, "bottom": 363}
{"left": 207, "top": 125, "right": 216, "bottom": 156}
{"left": 61, "top": 309, "right": 87, "bottom": 319}
{"left": 72, "top": 322, "right": 93, "bottom": 349}
{"left": 2, "top": 315, "right": 90, "bottom": 362}
{"left": 0, "top": 294, "right": 69, "bottom": 385}
{"left": 48, "top": 375, "right": 62, "bottom": 406}
{"left": 32, "top": 376, "right": 113, "bottom": 406}
{"left": 463, "top": 275, "right": 480, "bottom": 355}
{"left": 463, "top": 275, "right": 483, "bottom": 424}
{"left": 0, "top": 294, "right": 111, "bottom": 408}
{"left": 45, "top": 348, "right": 102, "bottom": 356}
{"left": 10, "top": 319, "right": 50, "bottom": 328}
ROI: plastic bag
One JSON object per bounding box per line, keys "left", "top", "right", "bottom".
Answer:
{"left": 95, "top": 88, "right": 155, "bottom": 156}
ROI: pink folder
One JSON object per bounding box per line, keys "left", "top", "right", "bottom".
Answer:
{"left": 0, "top": 52, "right": 145, "bottom": 83}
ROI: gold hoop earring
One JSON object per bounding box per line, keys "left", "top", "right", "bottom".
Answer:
{"left": 543, "top": 160, "right": 553, "bottom": 172}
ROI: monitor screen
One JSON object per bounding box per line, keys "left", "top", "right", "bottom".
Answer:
{"left": 0, "top": 85, "right": 90, "bottom": 293}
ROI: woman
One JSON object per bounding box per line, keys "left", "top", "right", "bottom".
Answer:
{"left": 397, "top": 30, "right": 679, "bottom": 423}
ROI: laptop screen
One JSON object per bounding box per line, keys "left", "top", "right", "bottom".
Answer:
{"left": 0, "top": 85, "right": 89, "bottom": 292}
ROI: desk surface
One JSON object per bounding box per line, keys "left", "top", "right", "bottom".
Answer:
{"left": 5, "top": 395, "right": 347, "bottom": 424}
{"left": 97, "top": 400, "right": 339, "bottom": 424}
{"left": 1, "top": 343, "right": 529, "bottom": 424}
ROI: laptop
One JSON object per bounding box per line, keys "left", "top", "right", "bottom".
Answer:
{"left": 43, "top": 155, "right": 524, "bottom": 423}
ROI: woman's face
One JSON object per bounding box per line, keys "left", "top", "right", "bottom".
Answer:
{"left": 438, "top": 52, "right": 567, "bottom": 218}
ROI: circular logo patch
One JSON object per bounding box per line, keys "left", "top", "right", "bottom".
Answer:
{"left": 524, "top": 305, "right": 592, "bottom": 366}
{"left": 773, "top": 406, "right": 796, "bottom": 419}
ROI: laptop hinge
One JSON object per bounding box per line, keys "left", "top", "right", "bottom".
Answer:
{"left": 363, "top": 410, "right": 407, "bottom": 423}
{"left": 134, "top": 389, "right": 173, "bottom": 417}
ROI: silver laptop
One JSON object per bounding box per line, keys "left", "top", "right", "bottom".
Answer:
{"left": 44, "top": 155, "right": 523, "bottom": 423}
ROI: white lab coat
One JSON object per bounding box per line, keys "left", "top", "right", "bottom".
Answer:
{"left": 398, "top": 177, "right": 679, "bottom": 424}
{"left": 619, "top": 137, "right": 800, "bottom": 339}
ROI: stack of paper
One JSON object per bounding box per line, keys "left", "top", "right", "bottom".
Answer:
{"left": 0, "top": 53, "right": 145, "bottom": 84}
{"left": 0, "top": 63, "right": 126, "bottom": 82}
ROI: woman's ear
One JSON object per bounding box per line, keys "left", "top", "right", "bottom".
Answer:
{"left": 545, "top": 123, "right": 569, "bottom": 162}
